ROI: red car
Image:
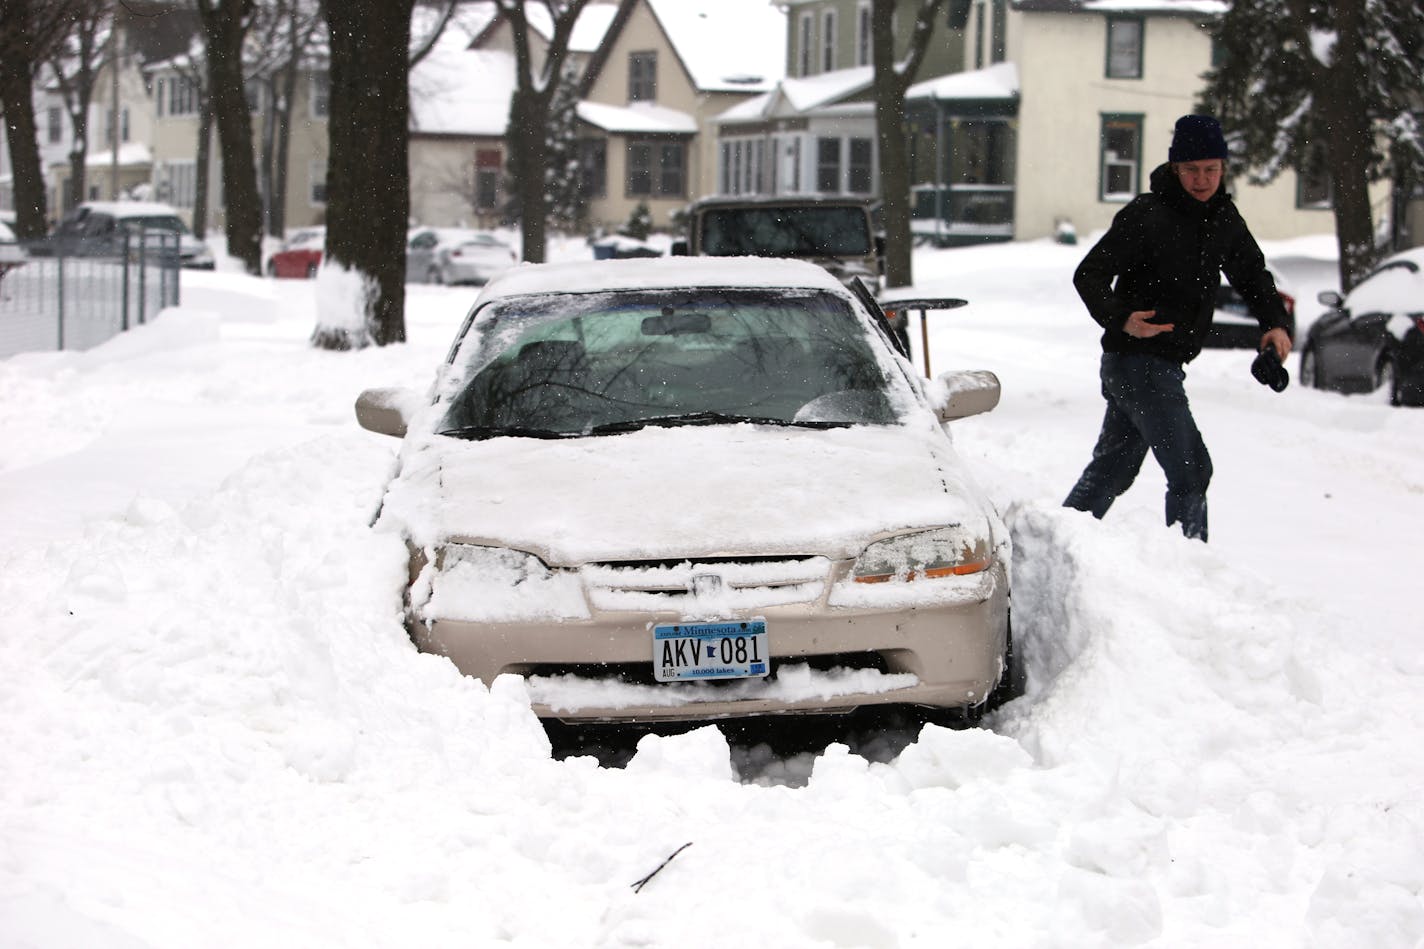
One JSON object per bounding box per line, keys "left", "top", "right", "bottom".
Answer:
{"left": 267, "top": 227, "right": 325, "bottom": 278}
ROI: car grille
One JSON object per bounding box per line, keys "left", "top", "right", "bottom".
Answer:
{"left": 521, "top": 650, "right": 891, "bottom": 689}
{"left": 581, "top": 555, "right": 830, "bottom": 612}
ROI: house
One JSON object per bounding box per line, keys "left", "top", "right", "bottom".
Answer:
{"left": 574, "top": 0, "right": 787, "bottom": 232}
{"left": 904, "top": 0, "right": 1381, "bottom": 245}
{"left": 712, "top": 0, "right": 968, "bottom": 208}
{"left": 412, "top": 2, "right": 620, "bottom": 229}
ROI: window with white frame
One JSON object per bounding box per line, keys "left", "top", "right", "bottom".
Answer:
{"left": 817, "top": 137, "right": 841, "bottom": 192}
{"left": 790, "top": 138, "right": 802, "bottom": 192}
{"left": 856, "top": 2, "right": 871, "bottom": 66}
{"left": 168, "top": 75, "right": 198, "bottom": 116}
{"left": 310, "top": 160, "right": 327, "bottom": 205}
{"left": 310, "top": 73, "right": 329, "bottom": 118}
{"left": 476, "top": 149, "right": 501, "bottom": 210}
{"left": 163, "top": 160, "right": 196, "bottom": 208}
{"left": 1100, "top": 114, "right": 1142, "bottom": 201}
{"left": 47, "top": 107, "right": 62, "bottom": 144}
{"left": 822, "top": 10, "right": 837, "bottom": 72}
{"left": 1105, "top": 16, "right": 1143, "bottom": 79}
{"left": 155, "top": 78, "right": 165, "bottom": 117}
{"left": 799, "top": 13, "right": 814, "bottom": 76}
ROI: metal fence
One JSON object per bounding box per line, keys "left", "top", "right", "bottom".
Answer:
{"left": 0, "top": 230, "right": 182, "bottom": 359}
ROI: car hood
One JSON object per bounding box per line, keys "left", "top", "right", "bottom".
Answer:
{"left": 381, "top": 422, "right": 995, "bottom": 565}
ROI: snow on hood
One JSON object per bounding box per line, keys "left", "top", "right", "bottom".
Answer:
{"left": 379, "top": 421, "right": 994, "bottom": 564}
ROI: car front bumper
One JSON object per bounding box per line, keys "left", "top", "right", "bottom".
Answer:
{"left": 412, "top": 561, "right": 1010, "bottom": 723}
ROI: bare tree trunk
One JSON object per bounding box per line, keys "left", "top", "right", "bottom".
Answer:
{"left": 193, "top": 99, "right": 213, "bottom": 238}
{"left": 314, "top": 0, "right": 417, "bottom": 349}
{"left": 1321, "top": 0, "right": 1376, "bottom": 291}
{"left": 198, "top": 0, "right": 263, "bottom": 275}
{"left": 869, "top": 0, "right": 947, "bottom": 290}
{"left": 0, "top": 58, "right": 48, "bottom": 238}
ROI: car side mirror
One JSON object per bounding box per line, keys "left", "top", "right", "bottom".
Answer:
{"left": 1317, "top": 290, "right": 1344, "bottom": 308}
{"left": 931, "top": 370, "right": 1001, "bottom": 422}
{"left": 355, "top": 386, "right": 419, "bottom": 437}
{"left": 670, "top": 240, "right": 689, "bottom": 256}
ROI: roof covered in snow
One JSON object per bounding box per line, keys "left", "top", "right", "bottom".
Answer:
{"left": 576, "top": 101, "right": 698, "bottom": 134}
{"left": 907, "top": 62, "right": 1020, "bottom": 102}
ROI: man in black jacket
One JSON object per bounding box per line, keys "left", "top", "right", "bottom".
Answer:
{"left": 1064, "top": 114, "right": 1292, "bottom": 541}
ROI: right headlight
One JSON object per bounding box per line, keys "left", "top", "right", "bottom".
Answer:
{"left": 851, "top": 527, "right": 992, "bottom": 583}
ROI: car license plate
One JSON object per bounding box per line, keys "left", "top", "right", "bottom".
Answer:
{"left": 653, "top": 619, "right": 769, "bottom": 682}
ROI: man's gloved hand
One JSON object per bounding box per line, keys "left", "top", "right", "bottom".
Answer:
{"left": 1251, "top": 344, "right": 1289, "bottom": 392}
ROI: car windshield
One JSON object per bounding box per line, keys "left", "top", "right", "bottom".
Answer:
{"left": 701, "top": 207, "right": 872, "bottom": 257}
{"left": 438, "top": 287, "right": 905, "bottom": 439}
{"left": 119, "top": 215, "right": 189, "bottom": 235}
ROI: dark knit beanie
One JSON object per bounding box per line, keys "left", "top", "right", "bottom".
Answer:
{"left": 1168, "top": 115, "right": 1229, "bottom": 163}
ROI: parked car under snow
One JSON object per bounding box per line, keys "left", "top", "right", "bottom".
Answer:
{"left": 355, "top": 256, "right": 1020, "bottom": 727}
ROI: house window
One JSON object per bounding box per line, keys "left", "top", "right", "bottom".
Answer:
{"left": 799, "top": 13, "right": 814, "bottom": 76}
{"left": 311, "top": 73, "right": 329, "bottom": 118}
{"left": 791, "top": 138, "right": 802, "bottom": 191}
{"left": 475, "top": 149, "right": 501, "bottom": 210}
{"left": 848, "top": 138, "right": 873, "bottom": 193}
{"left": 155, "top": 78, "right": 165, "bottom": 117}
{"left": 817, "top": 137, "right": 842, "bottom": 192}
{"left": 120, "top": 107, "right": 129, "bottom": 143}
{"left": 47, "top": 107, "right": 62, "bottom": 144}
{"left": 822, "top": 10, "right": 837, "bottom": 72}
{"left": 628, "top": 51, "right": 656, "bottom": 102}
{"left": 626, "top": 140, "right": 685, "bottom": 197}
{"left": 856, "top": 3, "right": 871, "bottom": 66}
{"left": 310, "top": 161, "right": 327, "bottom": 205}
{"left": 579, "top": 138, "right": 607, "bottom": 198}
{"left": 973, "top": 2, "right": 985, "bottom": 70}
{"left": 991, "top": 0, "right": 1007, "bottom": 63}
{"left": 1105, "top": 16, "right": 1143, "bottom": 79}
{"left": 1100, "top": 114, "right": 1142, "bottom": 201}
{"left": 1297, "top": 142, "right": 1332, "bottom": 209}
{"left": 244, "top": 78, "right": 262, "bottom": 114}
{"left": 164, "top": 160, "right": 196, "bottom": 208}
{"left": 169, "top": 76, "right": 198, "bottom": 116}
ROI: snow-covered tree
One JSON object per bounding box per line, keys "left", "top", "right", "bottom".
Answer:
{"left": 543, "top": 60, "right": 588, "bottom": 233}
{"left": 1199, "top": 0, "right": 1424, "bottom": 291}
{"left": 870, "top": 0, "right": 950, "bottom": 289}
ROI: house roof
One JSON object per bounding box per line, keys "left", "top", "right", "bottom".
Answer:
{"left": 646, "top": 0, "right": 786, "bottom": 93}
{"left": 576, "top": 101, "right": 698, "bottom": 134}
{"left": 410, "top": 10, "right": 518, "bottom": 137}
{"left": 907, "top": 62, "right": 1019, "bottom": 102}
{"left": 467, "top": 1, "right": 621, "bottom": 54}
{"left": 714, "top": 65, "right": 874, "bottom": 125}
{"left": 86, "top": 143, "right": 153, "bottom": 169}
{"left": 1013, "top": 0, "right": 1226, "bottom": 14}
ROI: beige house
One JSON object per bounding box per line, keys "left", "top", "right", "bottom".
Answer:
{"left": 575, "top": 0, "right": 787, "bottom": 232}
{"left": 906, "top": 0, "right": 1385, "bottom": 244}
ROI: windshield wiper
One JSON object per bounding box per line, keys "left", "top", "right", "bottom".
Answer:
{"left": 586, "top": 411, "right": 852, "bottom": 435}
{"left": 439, "top": 424, "right": 573, "bottom": 441}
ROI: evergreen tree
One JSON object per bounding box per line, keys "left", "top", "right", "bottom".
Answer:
{"left": 544, "top": 61, "right": 587, "bottom": 234}
{"left": 1199, "top": 0, "right": 1424, "bottom": 290}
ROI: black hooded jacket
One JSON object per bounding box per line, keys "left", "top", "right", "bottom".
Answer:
{"left": 1073, "top": 163, "right": 1290, "bottom": 364}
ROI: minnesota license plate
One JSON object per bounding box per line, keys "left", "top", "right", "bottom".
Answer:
{"left": 653, "top": 619, "right": 769, "bottom": 682}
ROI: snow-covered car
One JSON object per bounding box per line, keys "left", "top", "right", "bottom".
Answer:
{"left": 405, "top": 227, "right": 495, "bottom": 284}
{"left": 427, "top": 232, "right": 517, "bottom": 285}
{"left": 35, "top": 201, "right": 215, "bottom": 269}
{"left": 355, "top": 256, "right": 1019, "bottom": 726}
{"left": 1205, "top": 265, "right": 1296, "bottom": 348}
{"left": 266, "top": 227, "right": 325, "bottom": 278}
{"left": 1300, "top": 247, "right": 1424, "bottom": 406}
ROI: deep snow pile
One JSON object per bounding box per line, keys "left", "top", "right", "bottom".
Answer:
{"left": 0, "top": 241, "right": 1421, "bottom": 948}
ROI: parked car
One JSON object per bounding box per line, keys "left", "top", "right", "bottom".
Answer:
{"left": 267, "top": 227, "right": 325, "bottom": 278}
{"left": 354, "top": 256, "right": 1020, "bottom": 727}
{"left": 1205, "top": 266, "right": 1296, "bottom": 348}
{"left": 406, "top": 227, "right": 483, "bottom": 284}
{"left": 425, "top": 232, "right": 518, "bottom": 285}
{"left": 673, "top": 196, "right": 901, "bottom": 349}
{"left": 0, "top": 220, "right": 27, "bottom": 278}
{"left": 1299, "top": 247, "right": 1424, "bottom": 406}
{"left": 35, "top": 201, "right": 214, "bottom": 269}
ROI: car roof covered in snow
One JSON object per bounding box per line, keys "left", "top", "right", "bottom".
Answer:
{"left": 472, "top": 255, "right": 850, "bottom": 304}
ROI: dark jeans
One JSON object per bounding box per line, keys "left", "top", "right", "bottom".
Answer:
{"left": 1064, "top": 352, "right": 1212, "bottom": 541}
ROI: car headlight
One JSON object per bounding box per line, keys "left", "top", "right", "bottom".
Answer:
{"left": 438, "top": 543, "right": 552, "bottom": 582}
{"left": 852, "top": 527, "right": 992, "bottom": 583}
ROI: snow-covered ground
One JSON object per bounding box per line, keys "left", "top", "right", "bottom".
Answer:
{"left": 1, "top": 234, "right": 1420, "bottom": 947}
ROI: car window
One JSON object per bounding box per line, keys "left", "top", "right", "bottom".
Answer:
{"left": 701, "top": 207, "right": 872, "bottom": 257}
{"left": 119, "top": 215, "right": 188, "bottom": 234}
{"left": 439, "top": 288, "right": 905, "bottom": 437}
